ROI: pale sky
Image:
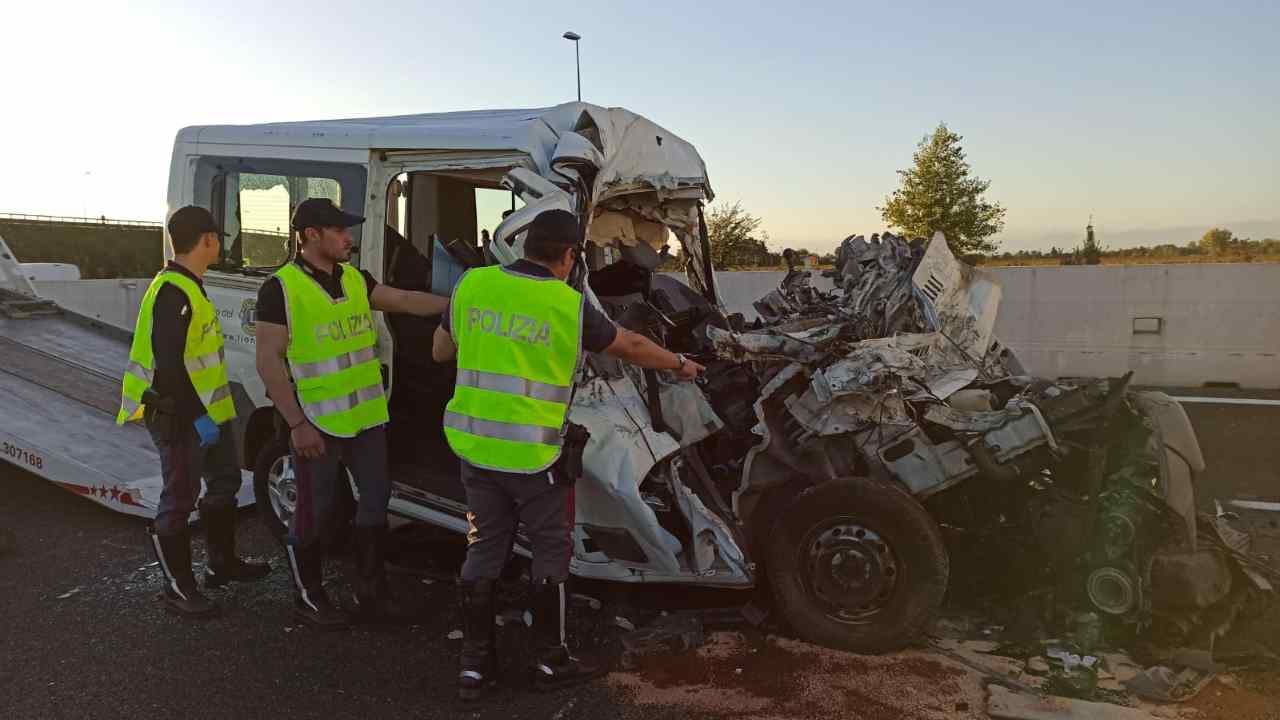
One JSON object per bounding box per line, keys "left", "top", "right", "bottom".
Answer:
{"left": 2, "top": 1, "right": 1276, "bottom": 252}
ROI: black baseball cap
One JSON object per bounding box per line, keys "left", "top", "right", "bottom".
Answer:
{"left": 167, "top": 206, "right": 224, "bottom": 246}
{"left": 526, "top": 209, "right": 579, "bottom": 247}
{"left": 290, "top": 198, "right": 365, "bottom": 231}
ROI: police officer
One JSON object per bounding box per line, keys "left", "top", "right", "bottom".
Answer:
{"left": 255, "top": 198, "right": 447, "bottom": 629}
{"left": 118, "top": 205, "right": 270, "bottom": 618}
{"left": 431, "top": 209, "right": 704, "bottom": 699}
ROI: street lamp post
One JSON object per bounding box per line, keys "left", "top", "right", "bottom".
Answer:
{"left": 563, "top": 31, "right": 581, "bottom": 101}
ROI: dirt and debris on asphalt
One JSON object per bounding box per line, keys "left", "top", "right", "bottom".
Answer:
{"left": 5, "top": 232, "right": 1280, "bottom": 717}
{"left": 610, "top": 630, "right": 989, "bottom": 720}
{"left": 2, "top": 460, "right": 1279, "bottom": 719}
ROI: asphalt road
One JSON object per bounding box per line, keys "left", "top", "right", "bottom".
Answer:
{"left": 0, "top": 465, "right": 689, "bottom": 720}
{"left": 3, "top": 394, "right": 1278, "bottom": 719}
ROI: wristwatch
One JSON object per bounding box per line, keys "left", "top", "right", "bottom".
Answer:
{"left": 675, "top": 353, "right": 687, "bottom": 370}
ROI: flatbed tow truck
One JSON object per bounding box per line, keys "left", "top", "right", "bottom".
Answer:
{"left": 0, "top": 232, "right": 253, "bottom": 517}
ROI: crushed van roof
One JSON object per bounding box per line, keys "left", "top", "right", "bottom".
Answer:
{"left": 179, "top": 102, "right": 713, "bottom": 200}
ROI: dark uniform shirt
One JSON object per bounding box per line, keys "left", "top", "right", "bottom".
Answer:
{"left": 151, "top": 262, "right": 210, "bottom": 424}
{"left": 255, "top": 255, "right": 379, "bottom": 326}
{"left": 440, "top": 259, "right": 618, "bottom": 353}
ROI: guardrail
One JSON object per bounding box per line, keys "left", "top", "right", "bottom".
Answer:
{"left": 0, "top": 212, "right": 162, "bottom": 228}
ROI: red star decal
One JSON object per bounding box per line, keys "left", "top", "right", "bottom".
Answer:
{"left": 89, "top": 486, "right": 99, "bottom": 497}
{"left": 99, "top": 486, "right": 109, "bottom": 498}
{"left": 110, "top": 486, "right": 121, "bottom": 501}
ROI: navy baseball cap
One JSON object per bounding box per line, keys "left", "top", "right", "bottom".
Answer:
{"left": 290, "top": 198, "right": 364, "bottom": 231}
{"left": 167, "top": 206, "right": 224, "bottom": 246}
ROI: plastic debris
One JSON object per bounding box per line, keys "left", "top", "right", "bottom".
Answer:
{"left": 1046, "top": 647, "right": 1099, "bottom": 672}
{"left": 56, "top": 587, "right": 81, "bottom": 599}
{"left": 447, "top": 630, "right": 464, "bottom": 640}
{"left": 612, "top": 616, "right": 636, "bottom": 632}
{"left": 570, "top": 593, "right": 602, "bottom": 610}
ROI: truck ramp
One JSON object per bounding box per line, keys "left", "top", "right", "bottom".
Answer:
{"left": 0, "top": 309, "right": 252, "bottom": 518}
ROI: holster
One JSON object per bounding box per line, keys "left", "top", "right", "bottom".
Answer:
{"left": 550, "top": 423, "right": 590, "bottom": 487}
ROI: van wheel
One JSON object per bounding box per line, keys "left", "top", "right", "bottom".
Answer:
{"left": 766, "top": 477, "right": 948, "bottom": 653}
{"left": 252, "top": 438, "right": 355, "bottom": 553}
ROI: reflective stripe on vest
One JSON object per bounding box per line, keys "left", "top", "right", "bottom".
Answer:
{"left": 116, "top": 270, "right": 235, "bottom": 425}
{"left": 443, "top": 265, "right": 584, "bottom": 473}
{"left": 275, "top": 262, "right": 388, "bottom": 438}
{"left": 454, "top": 368, "right": 573, "bottom": 404}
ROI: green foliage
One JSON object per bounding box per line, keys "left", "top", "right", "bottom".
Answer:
{"left": 1200, "top": 227, "right": 1235, "bottom": 255}
{"left": 1062, "top": 223, "right": 1104, "bottom": 265}
{"left": 984, "top": 235, "right": 1280, "bottom": 265}
{"left": 879, "top": 123, "right": 1007, "bottom": 256}
{"left": 239, "top": 174, "right": 286, "bottom": 192}
{"left": 705, "top": 201, "right": 779, "bottom": 269}
{"left": 0, "top": 220, "right": 161, "bottom": 278}
{"left": 238, "top": 175, "right": 340, "bottom": 201}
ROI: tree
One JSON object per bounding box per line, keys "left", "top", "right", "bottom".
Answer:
{"left": 1075, "top": 221, "right": 1103, "bottom": 265}
{"left": 1200, "top": 227, "right": 1234, "bottom": 255}
{"left": 706, "top": 201, "right": 775, "bottom": 268}
{"left": 879, "top": 123, "right": 1007, "bottom": 255}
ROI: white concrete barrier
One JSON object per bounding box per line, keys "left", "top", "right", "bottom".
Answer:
{"left": 672, "top": 265, "right": 1280, "bottom": 388}
{"left": 35, "top": 278, "right": 149, "bottom": 331}
{"left": 34, "top": 264, "right": 1280, "bottom": 389}
{"left": 990, "top": 264, "right": 1280, "bottom": 388}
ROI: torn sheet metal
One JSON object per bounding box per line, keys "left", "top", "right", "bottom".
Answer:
{"left": 670, "top": 457, "right": 748, "bottom": 577}
{"left": 784, "top": 346, "right": 925, "bottom": 434}
{"left": 912, "top": 232, "right": 1003, "bottom": 363}
{"left": 656, "top": 379, "right": 725, "bottom": 448}
{"left": 570, "top": 372, "right": 684, "bottom": 575}
{"left": 706, "top": 325, "right": 828, "bottom": 365}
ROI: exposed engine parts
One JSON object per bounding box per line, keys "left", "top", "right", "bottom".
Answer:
{"left": 698, "top": 231, "right": 1276, "bottom": 650}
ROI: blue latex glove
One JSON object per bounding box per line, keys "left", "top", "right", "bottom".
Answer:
{"left": 193, "top": 414, "right": 220, "bottom": 448}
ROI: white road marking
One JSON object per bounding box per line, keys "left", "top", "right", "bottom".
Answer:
{"left": 1171, "top": 396, "right": 1280, "bottom": 407}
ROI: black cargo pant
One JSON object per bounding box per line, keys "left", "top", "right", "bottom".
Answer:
{"left": 459, "top": 462, "right": 575, "bottom": 584}
{"left": 143, "top": 406, "right": 241, "bottom": 536}
{"left": 288, "top": 425, "right": 391, "bottom": 549}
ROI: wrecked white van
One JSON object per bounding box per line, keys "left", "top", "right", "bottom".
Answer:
{"left": 167, "top": 103, "right": 748, "bottom": 589}
{"left": 158, "top": 103, "right": 1262, "bottom": 655}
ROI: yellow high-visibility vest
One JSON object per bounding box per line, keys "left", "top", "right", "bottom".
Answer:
{"left": 443, "top": 265, "right": 583, "bottom": 473}
{"left": 275, "top": 262, "right": 388, "bottom": 437}
{"left": 117, "top": 270, "right": 234, "bottom": 425}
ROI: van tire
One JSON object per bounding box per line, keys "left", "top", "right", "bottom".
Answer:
{"left": 252, "top": 438, "right": 354, "bottom": 553}
{"left": 766, "top": 477, "right": 948, "bottom": 653}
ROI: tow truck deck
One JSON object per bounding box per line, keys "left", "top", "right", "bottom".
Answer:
{"left": 0, "top": 233, "right": 251, "bottom": 518}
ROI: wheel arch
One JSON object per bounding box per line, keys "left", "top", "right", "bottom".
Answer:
{"left": 241, "top": 406, "right": 282, "bottom": 470}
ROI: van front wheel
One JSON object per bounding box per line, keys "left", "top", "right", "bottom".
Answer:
{"left": 766, "top": 477, "right": 948, "bottom": 653}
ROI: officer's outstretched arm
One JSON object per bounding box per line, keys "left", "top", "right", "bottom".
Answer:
{"left": 605, "top": 328, "right": 704, "bottom": 381}
{"left": 370, "top": 285, "right": 448, "bottom": 317}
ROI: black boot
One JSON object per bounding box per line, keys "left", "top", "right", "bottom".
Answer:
{"left": 530, "top": 580, "right": 604, "bottom": 692}
{"left": 286, "top": 543, "right": 348, "bottom": 630}
{"left": 351, "top": 525, "right": 412, "bottom": 626}
{"left": 203, "top": 507, "right": 271, "bottom": 588}
{"left": 148, "top": 526, "right": 219, "bottom": 618}
{"left": 458, "top": 578, "right": 498, "bottom": 701}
